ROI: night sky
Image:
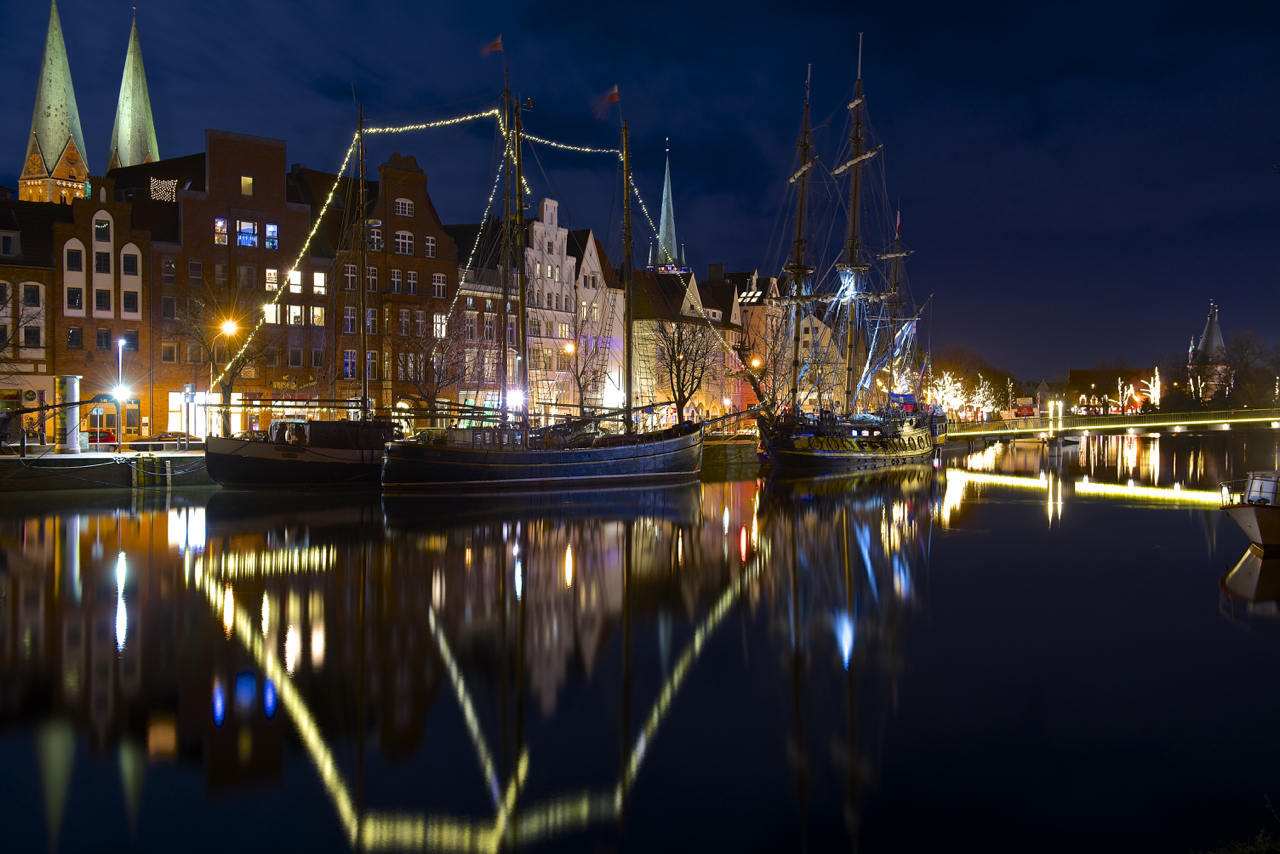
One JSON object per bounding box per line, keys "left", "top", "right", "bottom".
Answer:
{"left": 2, "top": 0, "right": 1277, "bottom": 379}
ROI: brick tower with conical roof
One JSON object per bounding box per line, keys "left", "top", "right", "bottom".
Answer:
{"left": 19, "top": 0, "right": 89, "bottom": 204}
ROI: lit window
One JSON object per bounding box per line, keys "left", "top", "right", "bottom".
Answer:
{"left": 237, "top": 220, "right": 258, "bottom": 248}
{"left": 391, "top": 269, "right": 402, "bottom": 293}
{"left": 558, "top": 322, "right": 570, "bottom": 339}
{"left": 310, "top": 306, "right": 325, "bottom": 326}
{"left": 432, "top": 274, "right": 446, "bottom": 298}
{"left": 313, "top": 272, "right": 326, "bottom": 295}
{"left": 423, "top": 236, "right": 435, "bottom": 258}
{"left": 66, "top": 249, "right": 82, "bottom": 271}
{"left": 241, "top": 176, "right": 254, "bottom": 196}
{"left": 289, "top": 270, "right": 302, "bottom": 293}
{"left": 123, "top": 254, "right": 138, "bottom": 276}
{"left": 265, "top": 223, "right": 279, "bottom": 250}
{"left": 484, "top": 316, "right": 494, "bottom": 341}
{"left": 343, "top": 349, "right": 357, "bottom": 379}
{"left": 536, "top": 261, "right": 542, "bottom": 279}
{"left": 466, "top": 312, "right": 476, "bottom": 340}
{"left": 394, "top": 231, "right": 413, "bottom": 255}
{"left": 214, "top": 218, "right": 228, "bottom": 244}
{"left": 94, "top": 219, "right": 110, "bottom": 243}
{"left": 433, "top": 313, "right": 447, "bottom": 337}
{"left": 288, "top": 305, "right": 303, "bottom": 325}
{"left": 343, "top": 306, "right": 355, "bottom": 333}
{"left": 264, "top": 304, "right": 280, "bottom": 324}
{"left": 266, "top": 268, "right": 278, "bottom": 290}
{"left": 407, "top": 271, "right": 418, "bottom": 295}
{"left": 343, "top": 264, "right": 356, "bottom": 289}
{"left": 394, "top": 198, "right": 414, "bottom": 217}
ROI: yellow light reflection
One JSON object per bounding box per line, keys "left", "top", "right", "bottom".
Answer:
{"left": 564, "top": 543, "right": 574, "bottom": 588}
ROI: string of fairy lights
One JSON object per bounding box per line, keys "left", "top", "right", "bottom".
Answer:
{"left": 213, "top": 103, "right": 747, "bottom": 391}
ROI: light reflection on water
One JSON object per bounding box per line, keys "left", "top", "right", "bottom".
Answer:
{"left": 0, "top": 471, "right": 934, "bottom": 852}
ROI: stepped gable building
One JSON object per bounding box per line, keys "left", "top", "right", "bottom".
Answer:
{"left": 292, "top": 153, "right": 459, "bottom": 422}
{"left": 20, "top": 0, "right": 89, "bottom": 204}
{"left": 106, "top": 13, "right": 161, "bottom": 171}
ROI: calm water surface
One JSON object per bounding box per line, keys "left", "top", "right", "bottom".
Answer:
{"left": 1, "top": 432, "right": 1278, "bottom": 853}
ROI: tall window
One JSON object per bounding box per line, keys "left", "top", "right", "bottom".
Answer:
{"left": 399, "top": 309, "right": 410, "bottom": 335}
{"left": 423, "top": 236, "right": 436, "bottom": 258}
{"left": 94, "top": 219, "right": 110, "bottom": 243}
{"left": 434, "top": 313, "right": 447, "bottom": 338}
{"left": 240, "top": 176, "right": 254, "bottom": 196}
{"left": 415, "top": 310, "right": 427, "bottom": 336}
{"left": 288, "top": 305, "right": 303, "bottom": 325}
{"left": 343, "top": 349, "right": 357, "bottom": 379}
{"left": 215, "top": 264, "right": 228, "bottom": 287}
{"left": 368, "top": 228, "right": 382, "bottom": 252}
{"left": 214, "top": 217, "right": 228, "bottom": 244}
{"left": 310, "top": 306, "right": 324, "bottom": 326}
{"left": 394, "top": 232, "right": 413, "bottom": 255}
{"left": 162, "top": 343, "right": 177, "bottom": 363}
{"left": 366, "top": 267, "right": 377, "bottom": 291}
{"left": 95, "top": 289, "right": 110, "bottom": 311}
{"left": 288, "top": 348, "right": 303, "bottom": 367}
{"left": 432, "top": 273, "right": 446, "bottom": 298}
{"left": 394, "top": 198, "right": 414, "bottom": 217}
{"left": 67, "top": 288, "right": 83, "bottom": 310}
{"left": 123, "top": 254, "right": 138, "bottom": 276}
{"left": 365, "top": 308, "right": 376, "bottom": 334}
{"left": 239, "top": 265, "right": 259, "bottom": 290}
{"left": 237, "top": 220, "right": 257, "bottom": 247}
{"left": 95, "top": 252, "right": 110, "bottom": 274}
{"left": 265, "top": 268, "right": 278, "bottom": 290}
{"left": 312, "top": 349, "right": 325, "bottom": 368}
{"left": 66, "top": 249, "right": 82, "bottom": 271}
{"left": 366, "top": 350, "right": 377, "bottom": 380}
{"left": 288, "top": 270, "right": 302, "bottom": 293}
{"left": 264, "top": 304, "right": 280, "bottom": 324}
{"left": 343, "top": 264, "right": 356, "bottom": 289}
{"left": 122, "top": 292, "right": 138, "bottom": 313}
{"left": 407, "top": 271, "right": 418, "bottom": 295}
{"left": 188, "top": 260, "right": 202, "bottom": 286}
{"left": 265, "top": 223, "right": 279, "bottom": 250}
{"left": 313, "top": 272, "right": 326, "bottom": 295}
{"left": 465, "top": 312, "right": 476, "bottom": 340}
{"left": 391, "top": 270, "right": 402, "bottom": 294}
{"left": 161, "top": 296, "right": 176, "bottom": 319}
{"left": 343, "top": 305, "right": 356, "bottom": 334}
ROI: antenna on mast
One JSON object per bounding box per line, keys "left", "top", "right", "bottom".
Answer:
{"left": 857, "top": 32, "right": 863, "bottom": 80}
{"left": 805, "top": 64, "right": 811, "bottom": 103}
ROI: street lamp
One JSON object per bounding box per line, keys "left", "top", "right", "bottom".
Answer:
{"left": 115, "top": 338, "right": 127, "bottom": 451}
{"left": 210, "top": 320, "right": 240, "bottom": 437}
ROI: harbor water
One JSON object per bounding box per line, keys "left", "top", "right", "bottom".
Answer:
{"left": 0, "top": 431, "right": 1277, "bottom": 852}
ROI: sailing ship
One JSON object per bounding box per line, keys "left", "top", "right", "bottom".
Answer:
{"left": 206, "top": 104, "right": 394, "bottom": 488}
{"left": 1221, "top": 471, "right": 1280, "bottom": 549}
{"left": 381, "top": 83, "right": 703, "bottom": 492}
{"left": 757, "top": 52, "right": 946, "bottom": 473}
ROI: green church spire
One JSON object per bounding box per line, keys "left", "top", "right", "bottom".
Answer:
{"left": 657, "top": 140, "right": 679, "bottom": 267}
{"left": 108, "top": 12, "right": 160, "bottom": 170}
{"left": 22, "top": 0, "right": 88, "bottom": 194}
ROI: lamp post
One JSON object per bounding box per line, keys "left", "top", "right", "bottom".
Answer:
{"left": 210, "top": 320, "right": 239, "bottom": 438}
{"left": 115, "top": 338, "right": 126, "bottom": 452}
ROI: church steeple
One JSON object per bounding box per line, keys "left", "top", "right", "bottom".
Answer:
{"left": 107, "top": 11, "right": 160, "bottom": 171}
{"left": 656, "top": 140, "right": 680, "bottom": 267}
{"left": 20, "top": 0, "right": 88, "bottom": 203}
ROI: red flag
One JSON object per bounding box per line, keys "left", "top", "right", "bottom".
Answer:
{"left": 591, "top": 85, "right": 620, "bottom": 120}
{"left": 482, "top": 34, "right": 503, "bottom": 56}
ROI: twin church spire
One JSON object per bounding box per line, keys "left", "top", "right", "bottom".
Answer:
{"left": 20, "top": 1, "right": 159, "bottom": 203}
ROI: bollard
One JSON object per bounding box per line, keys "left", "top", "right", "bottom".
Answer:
{"left": 54, "top": 376, "right": 80, "bottom": 454}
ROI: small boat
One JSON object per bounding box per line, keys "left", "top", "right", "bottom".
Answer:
{"left": 205, "top": 418, "right": 393, "bottom": 489}
{"left": 1220, "top": 471, "right": 1280, "bottom": 548}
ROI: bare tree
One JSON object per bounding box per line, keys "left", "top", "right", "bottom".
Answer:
{"left": 738, "top": 312, "right": 789, "bottom": 412}
{"left": 397, "top": 304, "right": 470, "bottom": 427}
{"left": 652, "top": 319, "right": 717, "bottom": 423}
{"left": 565, "top": 283, "right": 615, "bottom": 414}
{"left": 176, "top": 268, "right": 266, "bottom": 436}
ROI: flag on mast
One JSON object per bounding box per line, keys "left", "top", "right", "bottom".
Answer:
{"left": 482, "top": 34, "right": 503, "bottom": 55}
{"left": 592, "top": 85, "right": 620, "bottom": 120}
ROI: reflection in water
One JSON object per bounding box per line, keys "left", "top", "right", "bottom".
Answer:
{"left": 1221, "top": 545, "right": 1280, "bottom": 624}
{"left": 0, "top": 475, "right": 936, "bottom": 851}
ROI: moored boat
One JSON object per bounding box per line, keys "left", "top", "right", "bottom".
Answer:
{"left": 1221, "top": 471, "right": 1280, "bottom": 548}
{"left": 206, "top": 418, "right": 393, "bottom": 489}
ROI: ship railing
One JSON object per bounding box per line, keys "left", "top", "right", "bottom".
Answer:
{"left": 1221, "top": 474, "right": 1278, "bottom": 507}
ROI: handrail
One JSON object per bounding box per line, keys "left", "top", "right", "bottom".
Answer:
{"left": 948, "top": 406, "right": 1280, "bottom": 436}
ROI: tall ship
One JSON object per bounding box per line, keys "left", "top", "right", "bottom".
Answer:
{"left": 382, "top": 84, "right": 703, "bottom": 492}
{"left": 206, "top": 105, "right": 393, "bottom": 488}
{"left": 757, "top": 52, "right": 946, "bottom": 473}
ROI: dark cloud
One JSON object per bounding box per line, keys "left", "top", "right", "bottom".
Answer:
{"left": 2, "top": 0, "right": 1277, "bottom": 377}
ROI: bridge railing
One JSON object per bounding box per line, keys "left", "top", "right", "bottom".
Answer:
{"left": 948, "top": 406, "right": 1280, "bottom": 437}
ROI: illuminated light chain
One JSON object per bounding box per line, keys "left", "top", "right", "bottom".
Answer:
{"left": 214, "top": 134, "right": 358, "bottom": 388}
{"left": 523, "top": 133, "right": 618, "bottom": 155}
{"left": 200, "top": 575, "right": 361, "bottom": 845}
{"left": 1074, "top": 479, "right": 1219, "bottom": 504}
{"left": 629, "top": 176, "right": 658, "bottom": 239}
{"left": 364, "top": 109, "right": 500, "bottom": 135}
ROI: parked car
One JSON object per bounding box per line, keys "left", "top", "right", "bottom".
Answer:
{"left": 128, "top": 431, "right": 197, "bottom": 451}
{"left": 85, "top": 428, "right": 116, "bottom": 445}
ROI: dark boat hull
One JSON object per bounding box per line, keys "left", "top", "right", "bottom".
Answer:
{"left": 205, "top": 437, "right": 382, "bottom": 489}
{"left": 762, "top": 417, "right": 943, "bottom": 473}
{"left": 382, "top": 424, "right": 703, "bottom": 492}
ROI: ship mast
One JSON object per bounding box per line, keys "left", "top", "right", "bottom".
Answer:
{"left": 499, "top": 74, "right": 512, "bottom": 421}
{"left": 622, "top": 121, "right": 634, "bottom": 434}
{"left": 842, "top": 35, "right": 868, "bottom": 414}
{"left": 358, "top": 103, "right": 369, "bottom": 417}
{"left": 514, "top": 98, "right": 529, "bottom": 428}
{"left": 786, "top": 67, "right": 815, "bottom": 414}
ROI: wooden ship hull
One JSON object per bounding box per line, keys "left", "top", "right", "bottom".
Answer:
{"left": 760, "top": 414, "right": 944, "bottom": 473}
{"left": 381, "top": 422, "right": 704, "bottom": 493}
{"left": 205, "top": 420, "right": 393, "bottom": 489}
